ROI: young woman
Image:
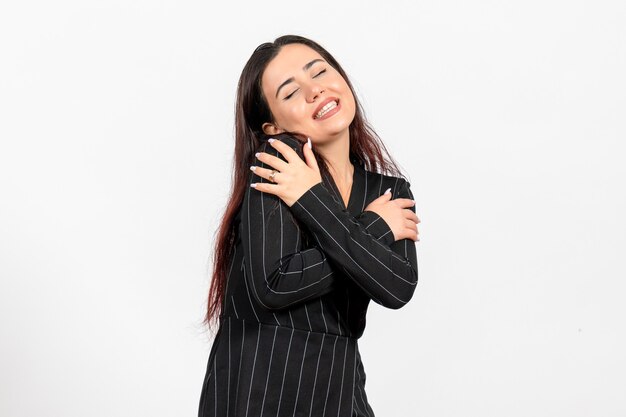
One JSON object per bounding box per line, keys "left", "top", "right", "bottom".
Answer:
{"left": 199, "top": 35, "right": 420, "bottom": 417}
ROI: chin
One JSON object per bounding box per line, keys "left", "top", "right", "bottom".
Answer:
{"left": 317, "top": 120, "right": 349, "bottom": 135}
{"left": 333, "top": 115, "right": 354, "bottom": 132}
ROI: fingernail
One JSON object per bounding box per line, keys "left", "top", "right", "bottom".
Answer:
{"left": 268, "top": 138, "right": 275, "bottom": 143}
{"left": 250, "top": 166, "right": 256, "bottom": 171}
{"left": 307, "top": 137, "right": 312, "bottom": 149}
{"left": 384, "top": 187, "right": 391, "bottom": 195}
{"left": 255, "top": 152, "right": 260, "bottom": 158}
{"left": 250, "top": 183, "right": 257, "bottom": 188}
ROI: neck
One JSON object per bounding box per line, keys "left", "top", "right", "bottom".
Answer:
{"left": 313, "top": 132, "right": 353, "bottom": 184}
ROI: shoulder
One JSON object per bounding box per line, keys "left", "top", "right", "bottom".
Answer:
{"left": 256, "top": 133, "right": 307, "bottom": 159}
{"left": 359, "top": 163, "right": 411, "bottom": 189}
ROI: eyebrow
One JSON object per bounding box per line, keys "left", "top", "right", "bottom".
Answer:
{"left": 275, "top": 58, "right": 325, "bottom": 98}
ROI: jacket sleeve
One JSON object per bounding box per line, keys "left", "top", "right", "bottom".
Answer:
{"left": 288, "top": 177, "right": 418, "bottom": 309}
{"left": 240, "top": 139, "right": 339, "bottom": 311}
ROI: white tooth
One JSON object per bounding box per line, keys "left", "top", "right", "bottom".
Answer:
{"left": 316, "top": 101, "right": 337, "bottom": 118}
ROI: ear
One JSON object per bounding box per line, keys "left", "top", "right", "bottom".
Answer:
{"left": 262, "top": 122, "right": 284, "bottom": 135}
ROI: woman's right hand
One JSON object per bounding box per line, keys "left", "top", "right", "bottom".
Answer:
{"left": 363, "top": 190, "right": 420, "bottom": 242}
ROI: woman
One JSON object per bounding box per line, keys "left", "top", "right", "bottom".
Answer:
{"left": 199, "top": 35, "right": 420, "bottom": 417}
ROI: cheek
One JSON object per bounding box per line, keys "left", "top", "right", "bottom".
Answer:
{"left": 277, "top": 103, "right": 310, "bottom": 128}
{"left": 340, "top": 88, "right": 356, "bottom": 114}
{"left": 332, "top": 79, "right": 356, "bottom": 106}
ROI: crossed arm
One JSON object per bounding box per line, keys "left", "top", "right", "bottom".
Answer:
{"left": 240, "top": 138, "right": 418, "bottom": 310}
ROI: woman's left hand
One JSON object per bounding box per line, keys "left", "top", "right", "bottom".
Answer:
{"left": 250, "top": 138, "right": 323, "bottom": 207}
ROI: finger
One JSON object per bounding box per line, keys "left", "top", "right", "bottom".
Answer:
{"left": 398, "top": 227, "right": 418, "bottom": 242}
{"left": 250, "top": 165, "right": 282, "bottom": 182}
{"left": 393, "top": 198, "right": 416, "bottom": 208}
{"left": 375, "top": 188, "right": 393, "bottom": 200}
{"left": 303, "top": 138, "right": 320, "bottom": 171}
{"left": 268, "top": 138, "right": 302, "bottom": 163}
{"left": 406, "top": 225, "right": 419, "bottom": 241}
{"left": 250, "top": 181, "right": 280, "bottom": 194}
{"left": 256, "top": 151, "right": 289, "bottom": 172}
{"left": 404, "top": 210, "right": 419, "bottom": 224}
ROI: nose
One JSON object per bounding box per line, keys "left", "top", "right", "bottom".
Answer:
{"left": 305, "top": 83, "right": 324, "bottom": 103}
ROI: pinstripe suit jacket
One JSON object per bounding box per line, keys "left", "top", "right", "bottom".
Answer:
{"left": 198, "top": 134, "right": 418, "bottom": 417}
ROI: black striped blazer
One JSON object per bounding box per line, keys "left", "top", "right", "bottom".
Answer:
{"left": 199, "top": 134, "right": 418, "bottom": 417}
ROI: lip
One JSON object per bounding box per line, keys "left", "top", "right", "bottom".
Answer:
{"left": 312, "top": 97, "right": 340, "bottom": 120}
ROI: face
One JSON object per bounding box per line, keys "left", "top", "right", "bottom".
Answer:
{"left": 260, "top": 43, "right": 356, "bottom": 143}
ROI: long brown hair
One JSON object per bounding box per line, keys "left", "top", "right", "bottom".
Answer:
{"left": 202, "top": 34, "right": 407, "bottom": 333}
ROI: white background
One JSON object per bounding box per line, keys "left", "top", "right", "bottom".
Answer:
{"left": 1, "top": 1, "right": 625, "bottom": 416}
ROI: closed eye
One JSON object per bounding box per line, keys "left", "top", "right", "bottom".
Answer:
{"left": 283, "top": 68, "right": 326, "bottom": 100}
{"left": 284, "top": 89, "right": 299, "bottom": 100}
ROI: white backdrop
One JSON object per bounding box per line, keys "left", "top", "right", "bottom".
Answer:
{"left": 1, "top": 1, "right": 625, "bottom": 416}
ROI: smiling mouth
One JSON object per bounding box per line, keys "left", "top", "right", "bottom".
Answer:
{"left": 314, "top": 99, "right": 339, "bottom": 119}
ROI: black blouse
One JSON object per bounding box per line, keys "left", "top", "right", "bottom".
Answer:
{"left": 199, "top": 135, "right": 418, "bottom": 417}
